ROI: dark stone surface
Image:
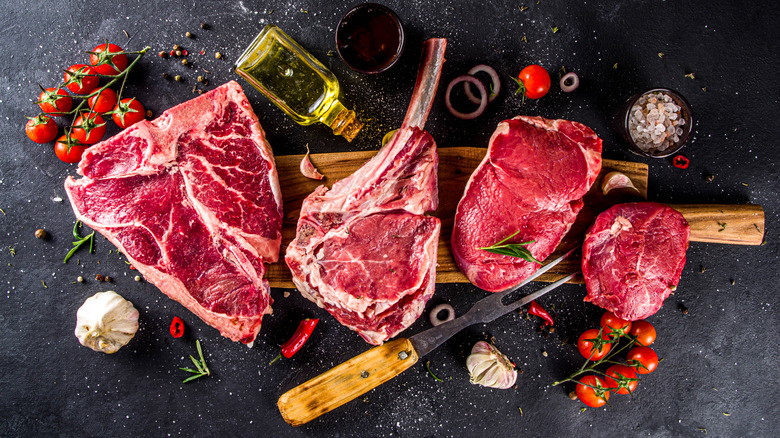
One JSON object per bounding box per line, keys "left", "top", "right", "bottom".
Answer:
{"left": 0, "top": 1, "right": 778, "bottom": 436}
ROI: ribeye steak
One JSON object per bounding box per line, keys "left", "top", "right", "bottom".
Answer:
{"left": 285, "top": 39, "right": 446, "bottom": 345}
{"left": 64, "top": 81, "right": 282, "bottom": 344}
{"left": 582, "top": 202, "right": 690, "bottom": 320}
{"left": 452, "top": 116, "right": 602, "bottom": 292}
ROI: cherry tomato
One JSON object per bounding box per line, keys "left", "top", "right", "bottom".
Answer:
{"left": 627, "top": 346, "right": 659, "bottom": 375}
{"left": 516, "top": 64, "right": 551, "bottom": 100}
{"left": 88, "top": 88, "right": 118, "bottom": 114}
{"left": 54, "top": 135, "right": 88, "bottom": 163}
{"left": 577, "top": 328, "right": 612, "bottom": 361}
{"left": 89, "top": 43, "right": 128, "bottom": 76}
{"left": 113, "top": 98, "right": 145, "bottom": 129}
{"left": 604, "top": 365, "right": 638, "bottom": 395}
{"left": 37, "top": 87, "right": 72, "bottom": 115}
{"left": 64, "top": 64, "right": 99, "bottom": 95}
{"left": 629, "top": 320, "right": 657, "bottom": 346}
{"left": 25, "top": 115, "right": 58, "bottom": 144}
{"left": 601, "top": 311, "right": 632, "bottom": 338}
{"left": 72, "top": 113, "right": 107, "bottom": 145}
{"left": 575, "top": 375, "right": 610, "bottom": 408}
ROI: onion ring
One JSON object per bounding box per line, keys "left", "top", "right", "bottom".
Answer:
{"left": 446, "top": 75, "right": 488, "bottom": 120}
{"left": 560, "top": 72, "right": 580, "bottom": 93}
{"left": 464, "top": 64, "right": 501, "bottom": 104}
{"left": 429, "top": 304, "right": 455, "bottom": 326}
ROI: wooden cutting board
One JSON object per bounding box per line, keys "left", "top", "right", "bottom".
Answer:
{"left": 266, "top": 147, "right": 765, "bottom": 288}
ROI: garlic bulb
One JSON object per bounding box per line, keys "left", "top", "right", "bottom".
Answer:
{"left": 75, "top": 291, "right": 139, "bottom": 354}
{"left": 466, "top": 341, "right": 517, "bottom": 389}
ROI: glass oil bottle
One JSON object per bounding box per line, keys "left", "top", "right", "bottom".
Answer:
{"left": 234, "top": 24, "right": 363, "bottom": 142}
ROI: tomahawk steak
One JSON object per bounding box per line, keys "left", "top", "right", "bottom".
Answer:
{"left": 64, "top": 81, "right": 282, "bottom": 344}
{"left": 285, "top": 39, "right": 446, "bottom": 345}
{"left": 452, "top": 116, "right": 602, "bottom": 292}
{"left": 582, "top": 202, "right": 690, "bottom": 320}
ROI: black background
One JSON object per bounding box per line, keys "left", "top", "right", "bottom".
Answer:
{"left": 1, "top": 1, "right": 778, "bottom": 437}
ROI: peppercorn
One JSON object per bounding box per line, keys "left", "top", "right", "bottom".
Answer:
{"left": 134, "top": 275, "right": 142, "bottom": 282}
{"left": 95, "top": 274, "right": 105, "bottom": 282}
{"left": 158, "top": 51, "right": 167, "bottom": 58}
{"left": 175, "top": 50, "right": 182, "bottom": 57}
{"left": 215, "top": 52, "right": 222, "bottom": 59}
{"left": 181, "top": 58, "right": 189, "bottom": 66}
{"left": 197, "top": 75, "right": 205, "bottom": 83}
{"left": 185, "top": 31, "right": 193, "bottom": 38}
{"left": 105, "top": 276, "right": 113, "bottom": 282}
{"left": 174, "top": 75, "right": 183, "bottom": 82}
{"left": 35, "top": 229, "right": 47, "bottom": 239}
{"left": 162, "top": 73, "right": 170, "bottom": 79}
{"left": 173, "top": 44, "right": 181, "bottom": 51}
{"left": 568, "top": 391, "right": 578, "bottom": 401}
{"left": 146, "top": 110, "right": 153, "bottom": 118}
{"left": 77, "top": 276, "right": 84, "bottom": 283}
{"left": 200, "top": 22, "right": 209, "bottom": 29}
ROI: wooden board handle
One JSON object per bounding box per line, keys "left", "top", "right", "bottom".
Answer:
{"left": 669, "top": 204, "right": 765, "bottom": 245}
{"left": 277, "top": 338, "right": 419, "bottom": 427}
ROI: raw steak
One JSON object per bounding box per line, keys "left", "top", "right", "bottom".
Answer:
{"left": 452, "top": 116, "right": 602, "bottom": 292}
{"left": 64, "top": 81, "right": 282, "bottom": 344}
{"left": 285, "top": 39, "right": 446, "bottom": 345}
{"left": 582, "top": 202, "right": 690, "bottom": 320}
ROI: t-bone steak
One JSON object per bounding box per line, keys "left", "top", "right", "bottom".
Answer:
{"left": 64, "top": 81, "right": 282, "bottom": 344}
{"left": 285, "top": 39, "right": 446, "bottom": 345}
{"left": 452, "top": 116, "right": 603, "bottom": 292}
{"left": 582, "top": 202, "right": 690, "bottom": 320}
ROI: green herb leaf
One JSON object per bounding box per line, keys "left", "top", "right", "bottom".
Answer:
{"left": 64, "top": 221, "right": 95, "bottom": 263}
{"left": 182, "top": 373, "right": 207, "bottom": 384}
{"left": 479, "top": 231, "right": 541, "bottom": 264}
{"left": 190, "top": 355, "right": 205, "bottom": 374}
{"left": 425, "top": 361, "right": 443, "bottom": 382}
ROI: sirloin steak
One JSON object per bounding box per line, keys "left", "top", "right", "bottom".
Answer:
{"left": 285, "top": 39, "right": 446, "bottom": 345}
{"left": 452, "top": 116, "right": 602, "bottom": 292}
{"left": 582, "top": 202, "right": 690, "bottom": 320}
{"left": 64, "top": 81, "right": 282, "bottom": 344}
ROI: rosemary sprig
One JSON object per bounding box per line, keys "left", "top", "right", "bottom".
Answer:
{"left": 479, "top": 230, "right": 541, "bottom": 264}
{"left": 180, "top": 340, "right": 211, "bottom": 383}
{"left": 63, "top": 220, "right": 95, "bottom": 263}
{"left": 510, "top": 75, "right": 527, "bottom": 105}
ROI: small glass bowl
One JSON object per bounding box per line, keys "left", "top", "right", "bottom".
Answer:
{"left": 614, "top": 88, "right": 693, "bottom": 158}
{"left": 335, "top": 3, "right": 405, "bottom": 74}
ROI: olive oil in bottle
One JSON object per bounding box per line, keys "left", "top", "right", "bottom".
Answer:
{"left": 234, "top": 24, "right": 363, "bottom": 141}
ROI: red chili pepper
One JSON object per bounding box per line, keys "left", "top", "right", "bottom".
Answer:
{"left": 170, "top": 316, "right": 185, "bottom": 338}
{"left": 270, "top": 318, "right": 319, "bottom": 364}
{"left": 672, "top": 155, "right": 690, "bottom": 169}
{"left": 528, "top": 301, "right": 554, "bottom": 326}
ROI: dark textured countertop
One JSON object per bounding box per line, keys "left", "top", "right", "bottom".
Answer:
{"left": 1, "top": 1, "right": 778, "bottom": 436}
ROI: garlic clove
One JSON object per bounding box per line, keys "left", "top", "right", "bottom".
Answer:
{"left": 300, "top": 144, "right": 325, "bottom": 180}
{"left": 75, "top": 291, "right": 139, "bottom": 354}
{"left": 601, "top": 171, "right": 639, "bottom": 196}
{"left": 466, "top": 341, "right": 517, "bottom": 389}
